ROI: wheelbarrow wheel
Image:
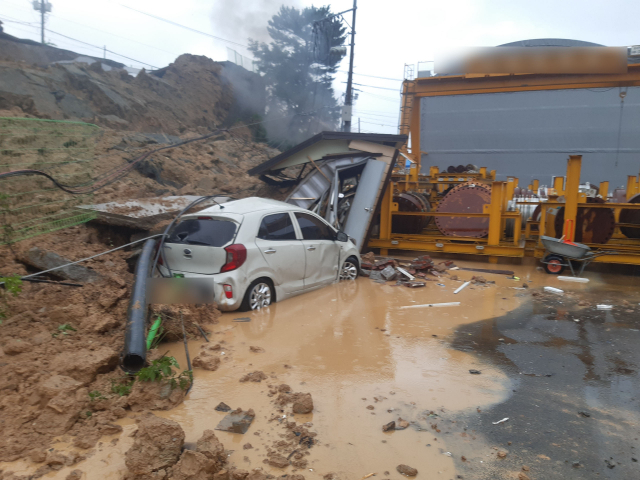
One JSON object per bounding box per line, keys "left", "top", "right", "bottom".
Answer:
{"left": 543, "top": 254, "right": 565, "bottom": 274}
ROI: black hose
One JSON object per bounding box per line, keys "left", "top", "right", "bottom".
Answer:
{"left": 121, "top": 238, "right": 156, "bottom": 374}
{"left": 180, "top": 311, "right": 194, "bottom": 394}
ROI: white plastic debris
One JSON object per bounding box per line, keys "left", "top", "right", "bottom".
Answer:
{"left": 492, "top": 417, "right": 509, "bottom": 425}
{"left": 396, "top": 267, "right": 415, "bottom": 281}
{"left": 443, "top": 452, "right": 452, "bottom": 456}
{"left": 544, "top": 286, "right": 564, "bottom": 295}
{"left": 400, "top": 302, "right": 461, "bottom": 309}
{"left": 558, "top": 276, "right": 589, "bottom": 283}
{"left": 597, "top": 305, "right": 613, "bottom": 310}
{"left": 454, "top": 281, "right": 471, "bottom": 294}
{"left": 450, "top": 267, "right": 459, "bottom": 270}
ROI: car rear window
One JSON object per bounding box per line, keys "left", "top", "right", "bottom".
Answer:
{"left": 168, "top": 218, "right": 237, "bottom": 247}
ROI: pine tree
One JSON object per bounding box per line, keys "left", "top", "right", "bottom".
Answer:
{"left": 249, "top": 6, "right": 347, "bottom": 146}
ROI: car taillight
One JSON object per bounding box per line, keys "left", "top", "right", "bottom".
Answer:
{"left": 223, "top": 284, "right": 233, "bottom": 299}
{"left": 220, "top": 244, "right": 247, "bottom": 272}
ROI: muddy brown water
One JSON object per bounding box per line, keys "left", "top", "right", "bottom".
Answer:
{"left": 3, "top": 258, "right": 627, "bottom": 479}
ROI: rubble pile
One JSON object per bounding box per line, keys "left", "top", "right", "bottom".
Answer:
{"left": 360, "top": 253, "right": 456, "bottom": 288}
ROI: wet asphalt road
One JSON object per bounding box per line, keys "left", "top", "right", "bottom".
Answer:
{"left": 451, "top": 287, "right": 640, "bottom": 479}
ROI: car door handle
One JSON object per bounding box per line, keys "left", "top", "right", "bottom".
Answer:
{"left": 307, "top": 246, "right": 316, "bottom": 251}
{"left": 264, "top": 249, "right": 276, "bottom": 254}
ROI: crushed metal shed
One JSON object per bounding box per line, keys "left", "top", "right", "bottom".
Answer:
{"left": 249, "top": 132, "right": 407, "bottom": 250}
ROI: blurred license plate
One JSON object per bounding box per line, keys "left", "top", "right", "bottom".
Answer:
{"left": 146, "top": 277, "right": 214, "bottom": 304}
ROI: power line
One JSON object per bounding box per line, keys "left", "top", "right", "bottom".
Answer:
{"left": 45, "top": 29, "right": 159, "bottom": 68}
{"left": 338, "top": 70, "right": 402, "bottom": 81}
{"left": 351, "top": 82, "right": 400, "bottom": 92}
{"left": 360, "top": 120, "right": 398, "bottom": 127}
{"left": 111, "top": 2, "right": 249, "bottom": 50}
{"left": 48, "top": 13, "right": 181, "bottom": 58}
{"left": 0, "top": 12, "right": 159, "bottom": 68}
{"left": 356, "top": 90, "right": 400, "bottom": 102}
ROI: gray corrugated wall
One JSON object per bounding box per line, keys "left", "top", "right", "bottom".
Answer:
{"left": 420, "top": 86, "right": 640, "bottom": 189}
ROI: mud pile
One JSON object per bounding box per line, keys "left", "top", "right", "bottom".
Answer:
{"left": 0, "top": 224, "right": 220, "bottom": 465}
{"left": 0, "top": 44, "right": 252, "bottom": 134}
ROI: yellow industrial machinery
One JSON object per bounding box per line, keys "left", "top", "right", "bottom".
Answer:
{"left": 366, "top": 65, "right": 640, "bottom": 267}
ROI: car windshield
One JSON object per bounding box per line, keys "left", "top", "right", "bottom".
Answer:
{"left": 168, "top": 218, "right": 236, "bottom": 247}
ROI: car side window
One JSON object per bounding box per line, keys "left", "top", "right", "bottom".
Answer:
{"left": 294, "top": 212, "right": 335, "bottom": 241}
{"left": 257, "top": 213, "right": 296, "bottom": 240}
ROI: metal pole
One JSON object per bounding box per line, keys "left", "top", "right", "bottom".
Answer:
{"left": 104, "top": 46, "right": 106, "bottom": 59}
{"left": 343, "top": 0, "right": 357, "bottom": 133}
{"left": 40, "top": 0, "right": 45, "bottom": 44}
{"left": 358, "top": 117, "right": 360, "bottom": 133}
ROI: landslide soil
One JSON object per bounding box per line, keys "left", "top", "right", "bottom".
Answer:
{"left": 0, "top": 225, "right": 220, "bottom": 469}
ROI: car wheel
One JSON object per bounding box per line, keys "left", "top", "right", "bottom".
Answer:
{"left": 340, "top": 256, "right": 359, "bottom": 281}
{"left": 241, "top": 279, "right": 274, "bottom": 311}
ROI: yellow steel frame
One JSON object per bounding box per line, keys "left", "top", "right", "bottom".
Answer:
{"left": 375, "top": 65, "right": 640, "bottom": 265}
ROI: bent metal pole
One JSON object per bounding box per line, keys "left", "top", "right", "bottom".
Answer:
{"left": 122, "top": 238, "right": 156, "bottom": 373}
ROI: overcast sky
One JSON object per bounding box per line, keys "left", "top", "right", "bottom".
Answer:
{"left": 2, "top": 0, "right": 640, "bottom": 135}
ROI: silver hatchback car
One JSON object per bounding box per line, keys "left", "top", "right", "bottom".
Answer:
{"left": 157, "top": 197, "right": 361, "bottom": 311}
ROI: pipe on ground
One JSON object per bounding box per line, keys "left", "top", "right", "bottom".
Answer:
{"left": 122, "top": 238, "right": 156, "bottom": 374}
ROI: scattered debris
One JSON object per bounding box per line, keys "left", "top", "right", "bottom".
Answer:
{"left": 396, "top": 464, "right": 418, "bottom": 477}
{"left": 492, "top": 418, "right": 509, "bottom": 425}
{"left": 400, "top": 302, "right": 460, "bottom": 309}
{"left": 215, "top": 402, "right": 232, "bottom": 412}
{"left": 250, "top": 346, "right": 265, "bottom": 353}
{"left": 233, "top": 317, "right": 251, "bottom": 322}
{"left": 382, "top": 421, "right": 396, "bottom": 432}
{"left": 459, "top": 267, "right": 514, "bottom": 275}
{"left": 497, "top": 451, "right": 508, "bottom": 459}
{"left": 558, "top": 276, "right": 589, "bottom": 283}
{"left": 403, "top": 281, "right": 426, "bottom": 288}
{"left": 543, "top": 286, "right": 564, "bottom": 295}
{"left": 578, "top": 411, "right": 591, "bottom": 418}
{"left": 215, "top": 408, "right": 255, "bottom": 434}
{"left": 469, "top": 369, "right": 481, "bottom": 375}
{"left": 454, "top": 282, "right": 471, "bottom": 294}
{"left": 396, "top": 418, "right": 410, "bottom": 430}
{"left": 597, "top": 305, "right": 613, "bottom": 310}
{"left": 396, "top": 267, "right": 415, "bottom": 280}
{"left": 240, "top": 371, "right": 268, "bottom": 382}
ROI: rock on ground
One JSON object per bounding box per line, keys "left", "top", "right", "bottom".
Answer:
{"left": 397, "top": 464, "right": 418, "bottom": 476}
{"left": 53, "top": 347, "right": 119, "bottom": 384}
{"left": 125, "top": 413, "right": 185, "bottom": 476}
{"left": 239, "top": 371, "right": 267, "bottom": 382}
{"left": 192, "top": 351, "right": 221, "bottom": 371}
{"left": 126, "top": 380, "right": 186, "bottom": 412}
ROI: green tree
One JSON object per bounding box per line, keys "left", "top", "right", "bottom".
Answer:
{"left": 249, "top": 5, "right": 347, "bottom": 145}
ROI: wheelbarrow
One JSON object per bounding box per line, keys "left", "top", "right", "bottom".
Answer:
{"left": 540, "top": 235, "right": 617, "bottom": 276}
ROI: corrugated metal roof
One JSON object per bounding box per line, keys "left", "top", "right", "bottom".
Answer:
{"left": 247, "top": 131, "right": 407, "bottom": 176}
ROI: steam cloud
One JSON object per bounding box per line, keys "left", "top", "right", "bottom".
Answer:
{"left": 211, "top": 0, "right": 302, "bottom": 47}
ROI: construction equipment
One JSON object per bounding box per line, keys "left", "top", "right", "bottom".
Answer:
{"left": 365, "top": 61, "right": 640, "bottom": 270}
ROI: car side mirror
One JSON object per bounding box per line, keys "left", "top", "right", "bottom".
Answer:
{"left": 336, "top": 231, "right": 348, "bottom": 242}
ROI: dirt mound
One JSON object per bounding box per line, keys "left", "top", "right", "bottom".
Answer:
{"left": 0, "top": 51, "right": 236, "bottom": 134}
{"left": 125, "top": 413, "right": 185, "bottom": 476}
{"left": 0, "top": 224, "right": 220, "bottom": 463}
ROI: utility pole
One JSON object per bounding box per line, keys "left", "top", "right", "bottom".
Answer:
{"left": 33, "top": 0, "right": 51, "bottom": 44}
{"left": 343, "top": 0, "right": 357, "bottom": 133}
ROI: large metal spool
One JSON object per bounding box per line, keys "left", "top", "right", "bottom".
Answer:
{"left": 619, "top": 192, "right": 640, "bottom": 239}
{"left": 392, "top": 192, "right": 431, "bottom": 234}
{"left": 435, "top": 182, "right": 492, "bottom": 237}
{"left": 553, "top": 197, "right": 615, "bottom": 244}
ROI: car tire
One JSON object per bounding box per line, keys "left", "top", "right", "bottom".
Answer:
{"left": 339, "top": 256, "right": 359, "bottom": 281}
{"left": 240, "top": 278, "right": 274, "bottom": 311}
{"left": 543, "top": 254, "right": 565, "bottom": 274}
